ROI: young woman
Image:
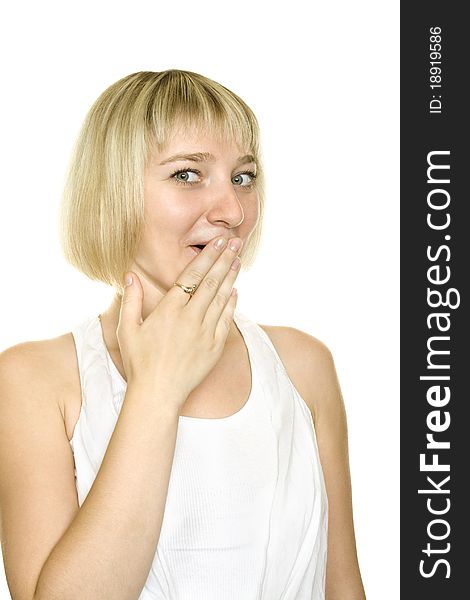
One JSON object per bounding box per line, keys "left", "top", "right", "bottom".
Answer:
{"left": 0, "top": 70, "right": 366, "bottom": 599}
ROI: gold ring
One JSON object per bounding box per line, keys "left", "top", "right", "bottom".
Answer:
{"left": 173, "top": 281, "right": 198, "bottom": 296}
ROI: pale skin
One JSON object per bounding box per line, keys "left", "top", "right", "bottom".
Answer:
{"left": 0, "top": 128, "right": 366, "bottom": 599}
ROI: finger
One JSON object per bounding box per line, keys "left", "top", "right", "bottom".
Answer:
{"left": 168, "top": 235, "right": 233, "bottom": 305}
{"left": 117, "top": 272, "right": 144, "bottom": 340}
{"left": 202, "top": 254, "right": 241, "bottom": 329}
{"left": 186, "top": 237, "right": 242, "bottom": 320}
{"left": 214, "top": 287, "right": 239, "bottom": 345}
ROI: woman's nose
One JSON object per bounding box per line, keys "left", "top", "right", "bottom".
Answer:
{"left": 206, "top": 182, "right": 245, "bottom": 228}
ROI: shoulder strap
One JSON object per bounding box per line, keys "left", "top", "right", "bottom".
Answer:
{"left": 234, "top": 311, "right": 288, "bottom": 376}
{"left": 70, "top": 315, "right": 120, "bottom": 472}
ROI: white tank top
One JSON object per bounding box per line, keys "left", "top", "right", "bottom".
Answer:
{"left": 69, "top": 310, "right": 328, "bottom": 599}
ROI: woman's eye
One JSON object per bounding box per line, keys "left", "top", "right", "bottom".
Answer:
{"left": 172, "top": 169, "right": 200, "bottom": 185}
{"left": 232, "top": 171, "right": 257, "bottom": 187}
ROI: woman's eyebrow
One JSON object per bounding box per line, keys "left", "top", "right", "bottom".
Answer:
{"left": 159, "top": 152, "right": 256, "bottom": 166}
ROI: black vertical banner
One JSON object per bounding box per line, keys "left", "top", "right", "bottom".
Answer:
{"left": 401, "top": 4, "right": 469, "bottom": 598}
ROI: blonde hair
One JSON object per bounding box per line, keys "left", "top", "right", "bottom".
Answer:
{"left": 59, "top": 69, "right": 265, "bottom": 294}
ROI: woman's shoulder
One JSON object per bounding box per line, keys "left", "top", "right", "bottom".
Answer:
{"left": 257, "top": 323, "right": 337, "bottom": 422}
{"left": 0, "top": 332, "right": 77, "bottom": 380}
{"left": 258, "top": 323, "right": 332, "bottom": 358}
{"left": 0, "top": 332, "right": 79, "bottom": 419}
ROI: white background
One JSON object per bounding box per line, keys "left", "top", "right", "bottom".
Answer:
{"left": 0, "top": 1, "right": 399, "bottom": 598}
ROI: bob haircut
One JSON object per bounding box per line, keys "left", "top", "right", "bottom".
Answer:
{"left": 59, "top": 69, "right": 265, "bottom": 295}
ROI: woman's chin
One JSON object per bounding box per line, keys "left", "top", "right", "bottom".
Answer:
{"left": 133, "top": 250, "right": 199, "bottom": 293}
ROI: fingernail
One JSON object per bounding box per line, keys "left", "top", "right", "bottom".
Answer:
{"left": 214, "top": 237, "right": 226, "bottom": 250}
{"left": 231, "top": 257, "right": 241, "bottom": 271}
{"left": 124, "top": 273, "right": 133, "bottom": 287}
{"left": 229, "top": 238, "right": 242, "bottom": 252}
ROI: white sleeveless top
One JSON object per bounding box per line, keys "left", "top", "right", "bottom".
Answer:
{"left": 69, "top": 310, "right": 328, "bottom": 599}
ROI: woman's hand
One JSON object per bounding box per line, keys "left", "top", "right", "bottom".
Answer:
{"left": 116, "top": 236, "right": 242, "bottom": 409}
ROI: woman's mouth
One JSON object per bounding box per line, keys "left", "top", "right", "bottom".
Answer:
{"left": 189, "top": 244, "right": 206, "bottom": 255}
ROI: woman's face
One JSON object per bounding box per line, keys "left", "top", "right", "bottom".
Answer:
{"left": 131, "top": 128, "right": 259, "bottom": 292}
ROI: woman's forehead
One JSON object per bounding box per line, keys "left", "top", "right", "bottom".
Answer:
{"left": 152, "top": 130, "right": 252, "bottom": 162}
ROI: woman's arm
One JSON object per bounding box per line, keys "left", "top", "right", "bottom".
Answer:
{"left": 0, "top": 342, "right": 182, "bottom": 600}
{"left": 260, "top": 326, "right": 366, "bottom": 600}
{"left": 308, "top": 338, "right": 366, "bottom": 599}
